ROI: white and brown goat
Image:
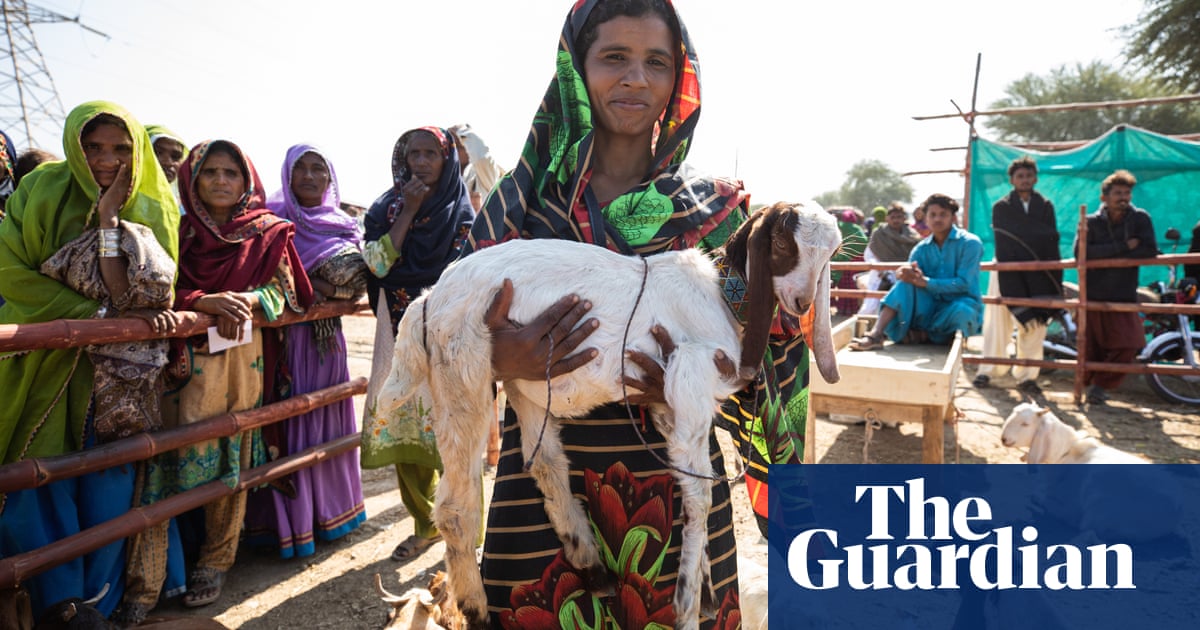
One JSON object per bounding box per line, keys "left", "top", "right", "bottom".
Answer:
{"left": 376, "top": 201, "right": 842, "bottom": 629}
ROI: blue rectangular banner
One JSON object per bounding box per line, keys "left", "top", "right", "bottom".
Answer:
{"left": 767, "top": 465, "right": 1200, "bottom": 629}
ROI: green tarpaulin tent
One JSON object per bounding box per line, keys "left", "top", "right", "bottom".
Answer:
{"left": 968, "top": 125, "right": 1200, "bottom": 286}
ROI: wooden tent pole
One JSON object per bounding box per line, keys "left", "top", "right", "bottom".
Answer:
{"left": 914, "top": 92, "right": 1200, "bottom": 121}
{"left": 962, "top": 53, "right": 982, "bottom": 229}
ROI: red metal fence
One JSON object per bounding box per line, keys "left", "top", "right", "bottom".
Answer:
{"left": 0, "top": 300, "right": 370, "bottom": 589}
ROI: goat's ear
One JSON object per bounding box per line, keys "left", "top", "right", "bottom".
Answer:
{"left": 1037, "top": 407, "right": 1052, "bottom": 417}
{"left": 739, "top": 205, "right": 781, "bottom": 375}
{"left": 723, "top": 206, "right": 760, "bottom": 278}
{"left": 1028, "top": 415, "right": 1069, "bottom": 464}
{"left": 1027, "top": 417, "right": 1051, "bottom": 464}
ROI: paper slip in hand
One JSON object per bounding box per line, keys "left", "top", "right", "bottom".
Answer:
{"left": 207, "top": 320, "right": 253, "bottom": 353}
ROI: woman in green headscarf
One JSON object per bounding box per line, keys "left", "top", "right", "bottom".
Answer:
{"left": 0, "top": 100, "right": 179, "bottom": 618}
{"left": 145, "top": 124, "right": 188, "bottom": 203}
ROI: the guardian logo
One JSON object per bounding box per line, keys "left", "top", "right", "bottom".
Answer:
{"left": 786, "top": 478, "right": 1134, "bottom": 591}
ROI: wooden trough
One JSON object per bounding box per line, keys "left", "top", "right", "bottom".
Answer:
{"left": 810, "top": 316, "right": 963, "bottom": 464}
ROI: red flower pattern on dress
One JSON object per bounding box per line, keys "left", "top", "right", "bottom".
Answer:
{"left": 499, "top": 462, "right": 684, "bottom": 629}
{"left": 474, "top": 230, "right": 521, "bottom": 251}
{"left": 585, "top": 462, "right": 674, "bottom": 579}
{"left": 611, "top": 571, "right": 676, "bottom": 629}
{"left": 501, "top": 554, "right": 586, "bottom": 629}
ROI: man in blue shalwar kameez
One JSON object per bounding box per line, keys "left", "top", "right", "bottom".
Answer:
{"left": 850, "top": 193, "right": 982, "bottom": 350}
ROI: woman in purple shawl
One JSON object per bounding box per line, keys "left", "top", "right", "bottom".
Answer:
{"left": 246, "top": 144, "right": 367, "bottom": 558}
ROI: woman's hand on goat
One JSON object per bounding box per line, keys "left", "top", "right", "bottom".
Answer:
{"left": 622, "top": 325, "right": 739, "bottom": 406}
{"left": 485, "top": 278, "right": 599, "bottom": 381}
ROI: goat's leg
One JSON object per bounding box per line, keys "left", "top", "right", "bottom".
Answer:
{"left": 662, "top": 415, "right": 715, "bottom": 630}
{"left": 506, "top": 387, "right": 613, "bottom": 596}
{"left": 658, "top": 345, "right": 726, "bottom": 629}
{"left": 429, "top": 384, "right": 493, "bottom": 630}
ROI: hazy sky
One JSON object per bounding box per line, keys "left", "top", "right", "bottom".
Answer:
{"left": 18, "top": 0, "right": 1144, "bottom": 214}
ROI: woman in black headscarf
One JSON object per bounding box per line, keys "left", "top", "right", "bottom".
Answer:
{"left": 359, "top": 126, "right": 476, "bottom": 561}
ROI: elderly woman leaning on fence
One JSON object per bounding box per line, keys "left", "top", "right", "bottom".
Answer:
{"left": 118, "top": 139, "right": 313, "bottom": 622}
{"left": 0, "top": 101, "right": 181, "bottom": 619}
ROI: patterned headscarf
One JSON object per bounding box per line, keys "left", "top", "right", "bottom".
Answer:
{"left": 267, "top": 144, "right": 361, "bottom": 271}
{"left": 363, "top": 126, "right": 475, "bottom": 324}
{"left": 463, "top": 0, "right": 746, "bottom": 256}
{"left": 175, "top": 140, "right": 312, "bottom": 311}
{"left": 0, "top": 130, "right": 15, "bottom": 207}
{"left": 144, "top": 124, "right": 189, "bottom": 160}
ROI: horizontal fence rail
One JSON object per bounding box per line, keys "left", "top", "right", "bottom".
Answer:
{"left": 0, "top": 432, "right": 362, "bottom": 589}
{"left": 0, "top": 378, "right": 367, "bottom": 494}
{"left": 0, "top": 298, "right": 369, "bottom": 352}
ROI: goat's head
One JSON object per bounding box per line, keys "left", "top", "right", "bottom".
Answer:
{"left": 1001, "top": 402, "right": 1076, "bottom": 463}
{"left": 1000, "top": 402, "right": 1048, "bottom": 449}
{"left": 724, "top": 201, "right": 841, "bottom": 383}
{"left": 374, "top": 573, "right": 458, "bottom": 630}
{"left": 35, "top": 583, "right": 112, "bottom": 629}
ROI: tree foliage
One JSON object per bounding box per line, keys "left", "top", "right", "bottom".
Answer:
{"left": 984, "top": 61, "right": 1200, "bottom": 142}
{"left": 1123, "top": 0, "right": 1200, "bottom": 93}
{"left": 814, "top": 160, "right": 913, "bottom": 211}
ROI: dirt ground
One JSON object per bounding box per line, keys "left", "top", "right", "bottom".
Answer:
{"left": 153, "top": 313, "right": 1198, "bottom": 628}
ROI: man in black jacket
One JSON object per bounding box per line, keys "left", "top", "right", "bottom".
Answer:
{"left": 974, "top": 157, "right": 1061, "bottom": 394}
{"left": 1074, "top": 169, "right": 1158, "bottom": 404}
{"left": 1185, "top": 219, "right": 1200, "bottom": 283}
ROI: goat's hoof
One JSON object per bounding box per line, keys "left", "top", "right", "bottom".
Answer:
{"left": 461, "top": 606, "right": 489, "bottom": 630}
{"left": 700, "top": 590, "right": 715, "bottom": 619}
{"left": 699, "top": 584, "right": 718, "bottom": 619}
{"left": 581, "top": 564, "right": 617, "bottom": 598}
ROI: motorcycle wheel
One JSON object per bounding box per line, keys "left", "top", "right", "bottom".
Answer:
{"left": 1144, "top": 337, "right": 1200, "bottom": 406}
{"left": 1039, "top": 348, "right": 1075, "bottom": 376}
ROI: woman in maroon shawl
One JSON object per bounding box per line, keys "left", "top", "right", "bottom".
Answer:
{"left": 119, "top": 140, "right": 312, "bottom": 620}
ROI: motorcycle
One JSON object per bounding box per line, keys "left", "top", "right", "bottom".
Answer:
{"left": 1040, "top": 306, "right": 1078, "bottom": 372}
{"left": 1136, "top": 227, "right": 1200, "bottom": 405}
{"left": 1033, "top": 228, "right": 1199, "bottom": 405}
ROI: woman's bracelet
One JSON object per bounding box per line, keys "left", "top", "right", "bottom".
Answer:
{"left": 98, "top": 227, "right": 122, "bottom": 258}
{"left": 332, "top": 285, "right": 354, "bottom": 300}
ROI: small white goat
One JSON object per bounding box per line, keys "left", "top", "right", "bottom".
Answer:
{"left": 1000, "top": 402, "right": 1146, "bottom": 464}
{"left": 1000, "top": 402, "right": 1181, "bottom": 543}
{"left": 377, "top": 202, "right": 842, "bottom": 629}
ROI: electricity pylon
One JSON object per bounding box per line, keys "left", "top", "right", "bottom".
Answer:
{"left": 1, "top": 0, "right": 107, "bottom": 151}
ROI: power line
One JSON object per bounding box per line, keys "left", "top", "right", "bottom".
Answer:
{"left": 1, "top": 0, "right": 107, "bottom": 150}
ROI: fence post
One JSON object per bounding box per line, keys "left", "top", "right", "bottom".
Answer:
{"left": 1074, "top": 204, "right": 1089, "bottom": 404}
